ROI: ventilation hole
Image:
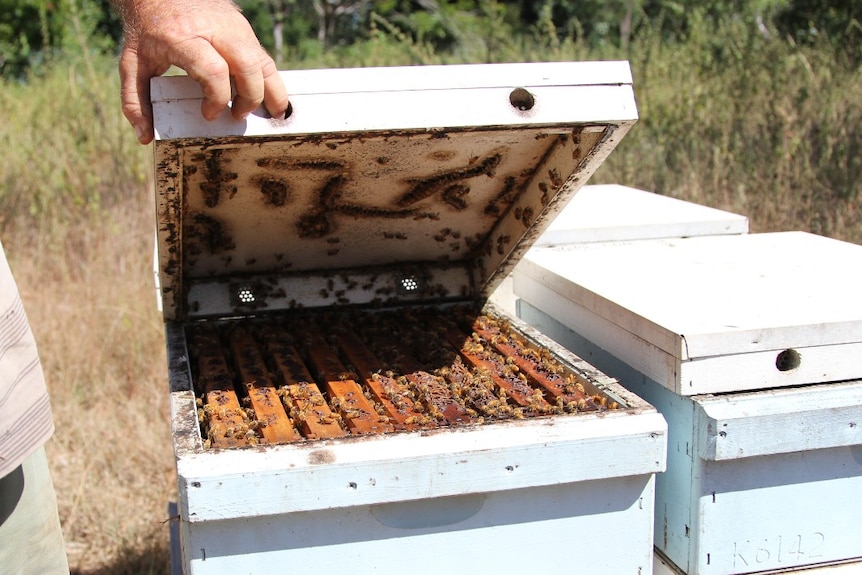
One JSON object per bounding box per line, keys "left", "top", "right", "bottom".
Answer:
{"left": 231, "top": 285, "right": 259, "bottom": 307}
{"left": 775, "top": 349, "right": 801, "bottom": 372}
{"left": 397, "top": 276, "right": 421, "bottom": 295}
{"left": 509, "top": 87, "right": 535, "bottom": 111}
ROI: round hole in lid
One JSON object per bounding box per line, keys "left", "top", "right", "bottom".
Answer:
{"left": 509, "top": 87, "right": 535, "bottom": 111}
{"left": 775, "top": 348, "right": 801, "bottom": 372}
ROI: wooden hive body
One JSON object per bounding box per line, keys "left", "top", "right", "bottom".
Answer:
{"left": 153, "top": 62, "right": 667, "bottom": 574}
{"left": 513, "top": 203, "right": 862, "bottom": 574}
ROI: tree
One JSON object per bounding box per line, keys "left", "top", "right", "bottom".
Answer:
{"left": 0, "top": 0, "right": 122, "bottom": 78}
{"left": 775, "top": 0, "right": 862, "bottom": 67}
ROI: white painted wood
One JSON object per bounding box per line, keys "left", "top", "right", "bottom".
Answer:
{"left": 154, "top": 84, "right": 637, "bottom": 139}
{"left": 176, "top": 409, "right": 666, "bottom": 522}
{"left": 151, "top": 61, "right": 634, "bottom": 100}
{"left": 655, "top": 553, "right": 862, "bottom": 575}
{"left": 156, "top": 62, "right": 662, "bottom": 573}
{"left": 152, "top": 63, "right": 637, "bottom": 322}
{"left": 535, "top": 184, "right": 749, "bottom": 246}
{"left": 514, "top": 270, "right": 683, "bottom": 388}
{"left": 518, "top": 302, "right": 862, "bottom": 575}
{"left": 169, "top": 306, "right": 666, "bottom": 573}
{"left": 488, "top": 275, "right": 517, "bottom": 316}
{"left": 152, "top": 62, "right": 637, "bottom": 140}
{"left": 698, "top": 380, "right": 862, "bottom": 460}
{"left": 515, "top": 273, "right": 862, "bottom": 395}
{"left": 516, "top": 232, "right": 862, "bottom": 394}
{"left": 180, "top": 475, "right": 656, "bottom": 574}
{"left": 169, "top": 311, "right": 666, "bottom": 574}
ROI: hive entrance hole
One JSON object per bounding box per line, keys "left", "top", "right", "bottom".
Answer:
{"left": 775, "top": 348, "right": 801, "bottom": 372}
{"left": 509, "top": 87, "right": 535, "bottom": 111}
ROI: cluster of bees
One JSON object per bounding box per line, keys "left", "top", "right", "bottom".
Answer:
{"left": 189, "top": 305, "right": 621, "bottom": 449}
{"left": 195, "top": 400, "right": 267, "bottom": 447}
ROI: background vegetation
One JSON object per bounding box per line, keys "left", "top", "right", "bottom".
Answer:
{"left": 0, "top": 0, "right": 860, "bottom": 573}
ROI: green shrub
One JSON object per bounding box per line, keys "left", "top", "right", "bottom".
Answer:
{"left": 0, "top": 54, "right": 147, "bottom": 224}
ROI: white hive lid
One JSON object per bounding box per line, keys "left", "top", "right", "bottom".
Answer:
{"left": 152, "top": 62, "right": 638, "bottom": 321}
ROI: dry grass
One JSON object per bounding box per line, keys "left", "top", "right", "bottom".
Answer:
{"left": 3, "top": 191, "right": 175, "bottom": 575}
{"left": 592, "top": 18, "right": 862, "bottom": 244}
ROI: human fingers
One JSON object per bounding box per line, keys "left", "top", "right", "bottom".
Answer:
{"left": 224, "top": 53, "right": 266, "bottom": 120}
{"left": 118, "top": 43, "right": 157, "bottom": 144}
{"left": 228, "top": 50, "right": 290, "bottom": 120}
{"left": 211, "top": 29, "right": 282, "bottom": 120}
{"left": 261, "top": 57, "right": 290, "bottom": 120}
{"left": 168, "top": 37, "right": 234, "bottom": 121}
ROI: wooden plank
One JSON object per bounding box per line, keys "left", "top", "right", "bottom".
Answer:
{"left": 534, "top": 184, "right": 748, "bottom": 247}
{"left": 189, "top": 328, "right": 247, "bottom": 448}
{"left": 522, "top": 232, "right": 862, "bottom": 361}
{"left": 333, "top": 327, "right": 423, "bottom": 430}
{"left": 153, "top": 64, "right": 637, "bottom": 140}
{"left": 361, "top": 329, "right": 471, "bottom": 425}
{"left": 283, "top": 383, "right": 347, "bottom": 440}
{"left": 228, "top": 327, "right": 299, "bottom": 444}
{"left": 176, "top": 409, "right": 667, "bottom": 519}
{"left": 696, "top": 379, "right": 862, "bottom": 460}
{"left": 433, "top": 318, "right": 553, "bottom": 416}
{"left": 468, "top": 313, "right": 603, "bottom": 411}
{"left": 304, "top": 332, "right": 394, "bottom": 435}
{"left": 256, "top": 326, "right": 347, "bottom": 440}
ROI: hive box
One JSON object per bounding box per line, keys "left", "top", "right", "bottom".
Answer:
{"left": 533, "top": 184, "right": 749, "bottom": 247}
{"left": 489, "top": 184, "right": 749, "bottom": 314}
{"left": 152, "top": 62, "right": 667, "bottom": 575}
{"left": 513, "top": 231, "right": 862, "bottom": 574}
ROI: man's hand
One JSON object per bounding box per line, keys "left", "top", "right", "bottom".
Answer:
{"left": 114, "top": 0, "right": 290, "bottom": 144}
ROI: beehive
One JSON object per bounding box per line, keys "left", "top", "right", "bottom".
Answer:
{"left": 154, "top": 62, "right": 667, "bottom": 575}
{"left": 514, "top": 230, "right": 862, "bottom": 574}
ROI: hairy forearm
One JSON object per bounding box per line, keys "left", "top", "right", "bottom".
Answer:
{"left": 110, "top": 0, "right": 242, "bottom": 31}
{"left": 108, "top": 0, "right": 139, "bottom": 31}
